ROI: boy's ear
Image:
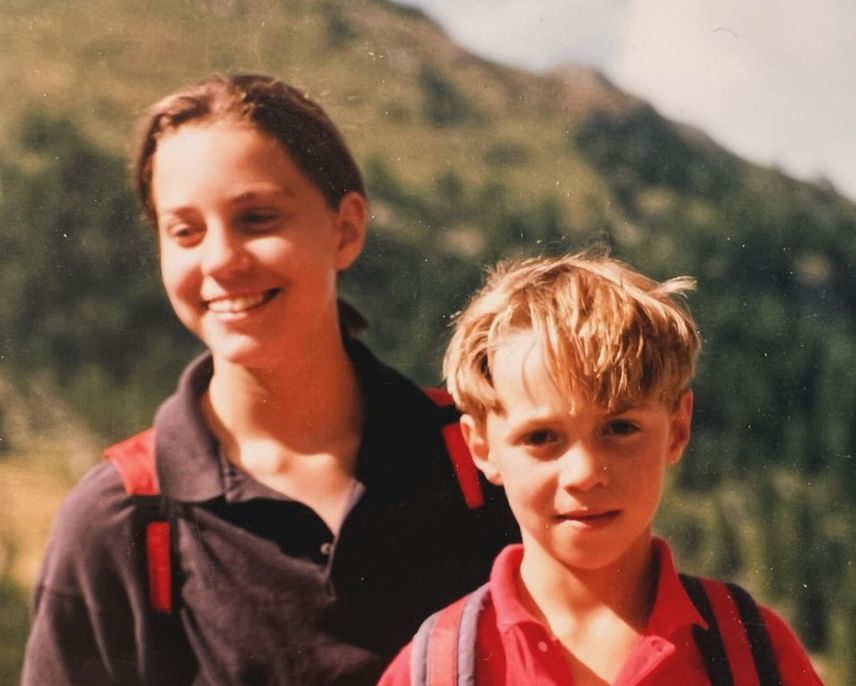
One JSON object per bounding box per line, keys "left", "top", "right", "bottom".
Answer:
{"left": 334, "top": 191, "right": 367, "bottom": 271}
{"left": 460, "top": 414, "right": 503, "bottom": 486}
{"left": 666, "top": 390, "right": 694, "bottom": 466}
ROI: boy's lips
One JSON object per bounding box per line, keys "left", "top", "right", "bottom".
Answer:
{"left": 204, "top": 288, "right": 280, "bottom": 314}
{"left": 555, "top": 509, "right": 621, "bottom": 528}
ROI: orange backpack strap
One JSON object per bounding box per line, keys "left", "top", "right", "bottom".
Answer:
{"left": 680, "top": 574, "right": 782, "bottom": 686}
{"left": 410, "top": 582, "right": 491, "bottom": 686}
{"left": 423, "top": 388, "right": 484, "bottom": 510}
{"left": 104, "top": 428, "right": 173, "bottom": 614}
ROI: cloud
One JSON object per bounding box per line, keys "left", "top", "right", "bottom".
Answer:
{"left": 400, "top": 0, "right": 856, "bottom": 199}
{"left": 398, "top": 0, "right": 621, "bottom": 70}
{"left": 611, "top": 0, "right": 856, "bottom": 198}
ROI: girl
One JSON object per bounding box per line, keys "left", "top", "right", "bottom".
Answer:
{"left": 23, "top": 74, "right": 515, "bottom": 685}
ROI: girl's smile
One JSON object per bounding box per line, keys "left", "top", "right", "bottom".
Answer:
{"left": 203, "top": 288, "right": 281, "bottom": 316}
{"left": 151, "top": 123, "right": 365, "bottom": 368}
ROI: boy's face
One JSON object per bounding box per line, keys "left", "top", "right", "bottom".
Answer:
{"left": 461, "top": 330, "right": 693, "bottom": 575}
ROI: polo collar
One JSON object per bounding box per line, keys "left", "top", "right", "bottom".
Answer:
{"left": 488, "top": 538, "right": 707, "bottom": 637}
{"left": 154, "top": 352, "right": 224, "bottom": 502}
{"left": 489, "top": 544, "right": 541, "bottom": 632}
{"left": 152, "top": 339, "right": 423, "bottom": 502}
{"left": 645, "top": 537, "right": 708, "bottom": 636}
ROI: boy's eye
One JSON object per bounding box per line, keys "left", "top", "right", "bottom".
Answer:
{"left": 523, "top": 429, "right": 559, "bottom": 446}
{"left": 603, "top": 420, "right": 639, "bottom": 437}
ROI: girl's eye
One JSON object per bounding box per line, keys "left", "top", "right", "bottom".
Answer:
{"left": 603, "top": 420, "right": 639, "bottom": 437}
{"left": 167, "top": 224, "right": 203, "bottom": 245}
{"left": 240, "top": 209, "right": 281, "bottom": 230}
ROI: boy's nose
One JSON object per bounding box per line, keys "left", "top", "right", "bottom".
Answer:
{"left": 557, "top": 444, "right": 609, "bottom": 492}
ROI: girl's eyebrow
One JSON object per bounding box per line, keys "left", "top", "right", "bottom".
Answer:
{"left": 231, "top": 188, "right": 296, "bottom": 204}
{"left": 157, "top": 205, "right": 196, "bottom": 219}
{"left": 157, "top": 189, "right": 297, "bottom": 218}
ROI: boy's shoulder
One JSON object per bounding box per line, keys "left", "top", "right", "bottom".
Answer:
{"left": 381, "top": 541, "right": 823, "bottom": 686}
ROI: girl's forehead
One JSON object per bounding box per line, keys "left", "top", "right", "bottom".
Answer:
{"left": 153, "top": 124, "right": 290, "bottom": 176}
{"left": 150, "top": 125, "right": 310, "bottom": 215}
{"left": 156, "top": 119, "right": 274, "bottom": 150}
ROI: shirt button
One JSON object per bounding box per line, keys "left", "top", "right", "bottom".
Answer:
{"left": 320, "top": 542, "right": 333, "bottom": 556}
{"left": 537, "top": 640, "right": 549, "bottom": 653}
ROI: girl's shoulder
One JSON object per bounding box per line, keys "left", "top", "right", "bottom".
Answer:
{"left": 37, "top": 457, "right": 141, "bottom": 594}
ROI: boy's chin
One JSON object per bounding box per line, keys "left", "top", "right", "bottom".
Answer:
{"left": 523, "top": 531, "right": 655, "bottom": 576}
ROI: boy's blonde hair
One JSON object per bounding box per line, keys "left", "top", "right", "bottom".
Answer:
{"left": 443, "top": 253, "right": 701, "bottom": 422}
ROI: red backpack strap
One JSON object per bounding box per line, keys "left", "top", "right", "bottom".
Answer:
{"left": 144, "top": 521, "right": 173, "bottom": 614}
{"left": 410, "top": 582, "right": 491, "bottom": 686}
{"left": 103, "top": 427, "right": 158, "bottom": 495}
{"left": 104, "top": 428, "right": 173, "bottom": 614}
{"left": 423, "top": 388, "right": 484, "bottom": 509}
{"left": 681, "top": 574, "right": 782, "bottom": 686}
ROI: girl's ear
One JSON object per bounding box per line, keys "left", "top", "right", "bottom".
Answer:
{"left": 334, "top": 192, "right": 367, "bottom": 271}
{"left": 666, "top": 390, "right": 694, "bottom": 466}
{"left": 461, "top": 414, "right": 503, "bottom": 486}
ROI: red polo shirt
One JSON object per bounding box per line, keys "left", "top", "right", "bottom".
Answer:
{"left": 379, "top": 539, "right": 823, "bottom": 685}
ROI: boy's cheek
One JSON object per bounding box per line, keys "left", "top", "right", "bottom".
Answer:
{"left": 478, "top": 462, "right": 504, "bottom": 487}
{"left": 666, "top": 391, "right": 694, "bottom": 463}
{"left": 460, "top": 414, "right": 504, "bottom": 485}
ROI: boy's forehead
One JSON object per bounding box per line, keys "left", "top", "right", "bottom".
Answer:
{"left": 489, "top": 330, "right": 667, "bottom": 416}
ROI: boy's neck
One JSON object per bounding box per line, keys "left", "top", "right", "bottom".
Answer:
{"left": 517, "top": 532, "right": 658, "bottom": 642}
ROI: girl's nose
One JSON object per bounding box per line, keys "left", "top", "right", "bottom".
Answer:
{"left": 557, "top": 443, "right": 609, "bottom": 492}
{"left": 201, "top": 223, "right": 250, "bottom": 277}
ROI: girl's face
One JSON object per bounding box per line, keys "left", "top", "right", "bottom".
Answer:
{"left": 151, "top": 123, "right": 365, "bottom": 368}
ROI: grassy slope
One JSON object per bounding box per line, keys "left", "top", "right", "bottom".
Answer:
{"left": 0, "top": 1, "right": 848, "bottom": 682}
{"left": 0, "top": 0, "right": 622, "bottom": 229}
{"left": 0, "top": 446, "right": 75, "bottom": 590}
{"left": 0, "top": 446, "right": 76, "bottom": 685}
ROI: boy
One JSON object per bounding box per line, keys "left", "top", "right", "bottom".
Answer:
{"left": 379, "top": 254, "right": 822, "bottom": 685}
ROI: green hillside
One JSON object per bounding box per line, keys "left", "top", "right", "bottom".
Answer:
{"left": 0, "top": 1, "right": 854, "bottom": 683}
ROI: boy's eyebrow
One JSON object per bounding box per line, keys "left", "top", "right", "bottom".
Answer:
{"left": 606, "top": 399, "right": 649, "bottom": 415}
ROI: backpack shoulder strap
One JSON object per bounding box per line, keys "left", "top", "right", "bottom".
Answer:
{"left": 104, "top": 428, "right": 174, "bottom": 614}
{"left": 423, "top": 388, "right": 484, "bottom": 509}
{"left": 681, "top": 574, "right": 782, "bottom": 686}
{"left": 681, "top": 574, "right": 736, "bottom": 686}
{"left": 104, "top": 427, "right": 158, "bottom": 495}
{"left": 724, "top": 582, "right": 784, "bottom": 686}
{"left": 410, "top": 582, "right": 491, "bottom": 686}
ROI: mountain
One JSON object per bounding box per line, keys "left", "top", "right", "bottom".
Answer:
{"left": 0, "top": 1, "right": 854, "bottom": 682}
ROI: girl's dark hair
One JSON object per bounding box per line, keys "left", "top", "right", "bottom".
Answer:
{"left": 134, "top": 74, "right": 365, "bottom": 222}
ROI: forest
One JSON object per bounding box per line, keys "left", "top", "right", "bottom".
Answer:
{"left": 0, "top": 0, "right": 854, "bottom": 683}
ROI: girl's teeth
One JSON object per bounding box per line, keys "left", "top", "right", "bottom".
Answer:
{"left": 207, "top": 293, "right": 266, "bottom": 313}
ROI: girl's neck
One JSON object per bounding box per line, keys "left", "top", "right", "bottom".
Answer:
{"left": 201, "top": 331, "right": 364, "bottom": 533}
{"left": 205, "top": 331, "right": 363, "bottom": 455}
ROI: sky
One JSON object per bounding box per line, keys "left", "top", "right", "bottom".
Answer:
{"left": 399, "top": 0, "right": 856, "bottom": 202}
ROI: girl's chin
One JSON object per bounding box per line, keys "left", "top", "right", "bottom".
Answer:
{"left": 205, "top": 338, "right": 274, "bottom": 369}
